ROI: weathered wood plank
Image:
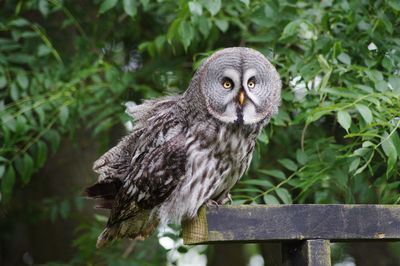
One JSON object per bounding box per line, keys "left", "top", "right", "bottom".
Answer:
{"left": 182, "top": 205, "right": 400, "bottom": 244}
{"left": 282, "top": 240, "right": 331, "bottom": 266}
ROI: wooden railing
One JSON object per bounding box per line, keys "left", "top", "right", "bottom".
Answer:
{"left": 182, "top": 205, "right": 400, "bottom": 266}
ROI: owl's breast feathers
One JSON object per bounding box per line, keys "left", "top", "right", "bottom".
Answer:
{"left": 85, "top": 96, "right": 264, "bottom": 247}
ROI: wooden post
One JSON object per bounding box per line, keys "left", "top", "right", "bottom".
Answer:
{"left": 282, "top": 240, "right": 331, "bottom": 266}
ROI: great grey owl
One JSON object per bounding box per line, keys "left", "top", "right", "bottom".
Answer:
{"left": 85, "top": 47, "right": 281, "bottom": 248}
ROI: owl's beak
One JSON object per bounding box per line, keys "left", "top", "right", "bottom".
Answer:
{"left": 238, "top": 90, "right": 245, "bottom": 106}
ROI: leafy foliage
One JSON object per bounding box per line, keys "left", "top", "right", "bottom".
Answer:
{"left": 0, "top": 0, "right": 399, "bottom": 264}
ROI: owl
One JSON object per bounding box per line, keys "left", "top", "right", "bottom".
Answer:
{"left": 85, "top": 47, "right": 281, "bottom": 248}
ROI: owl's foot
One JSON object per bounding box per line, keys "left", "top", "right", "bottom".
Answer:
{"left": 219, "top": 193, "right": 232, "bottom": 205}
{"left": 205, "top": 193, "right": 233, "bottom": 208}
{"left": 205, "top": 199, "right": 220, "bottom": 208}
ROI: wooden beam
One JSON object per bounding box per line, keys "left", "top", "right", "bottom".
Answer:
{"left": 282, "top": 240, "right": 331, "bottom": 266}
{"left": 182, "top": 204, "right": 400, "bottom": 244}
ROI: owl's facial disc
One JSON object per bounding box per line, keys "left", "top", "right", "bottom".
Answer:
{"left": 197, "top": 47, "right": 281, "bottom": 125}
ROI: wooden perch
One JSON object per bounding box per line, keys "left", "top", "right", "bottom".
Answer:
{"left": 182, "top": 204, "right": 400, "bottom": 266}
{"left": 182, "top": 204, "right": 400, "bottom": 244}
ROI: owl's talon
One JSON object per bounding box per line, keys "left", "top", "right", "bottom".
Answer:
{"left": 205, "top": 199, "right": 220, "bottom": 209}
{"left": 220, "top": 193, "right": 233, "bottom": 205}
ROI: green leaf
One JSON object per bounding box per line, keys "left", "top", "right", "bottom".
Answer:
{"left": 36, "top": 140, "right": 48, "bottom": 168}
{"left": 188, "top": 1, "right": 202, "bottom": 16}
{"left": 215, "top": 19, "right": 229, "bottom": 32}
{"left": 16, "top": 71, "right": 29, "bottom": 89}
{"left": 59, "top": 106, "right": 69, "bottom": 126}
{"left": 167, "top": 18, "right": 182, "bottom": 43}
{"left": 362, "top": 141, "right": 374, "bottom": 148}
{"left": 337, "top": 110, "right": 352, "bottom": 132}
{"left": 99, "top": 0, "right": 118, "bottom": 14}
{"left": 278, "top": 158, "right": 298, "bottom": 171}
{"left": 123, "top": 0, "right": 137, "bottom": 17}
{"left": 10, "top": 83, "right": 19, "bottom": 100}
{"left": 37, "top": 44, "right": 52, "bottom": 56}
{"left": 382, "top": 57, "right": 392, "bottom": 71}
{"left": 259, "top": 169, "right": 286, "bottom": 180}
{"left": 9, "top": 18, "right": 29, "bottom": 27}
{"left": 263, "top": 194, "right": 279, "bottom": 205}
{"left": 375, "top": 80, "right": 388, "bottom": 91}
{"left": 337, "top": 53, "right": 351, "bottom": 65}
{"left": 381, "top": 132, "right": 398, "bottom": 173}
{"left": 280, "top": 20, "right": 300, "bottom": 39}
{"left": 35, "top": 106, "right": 46, "bottom": 126}
{"left": 0, "top": 75, "right": 7, "bottom": 89}
{"left": 296, "top": 149, "right": 308, "bottom": 165}
{"left": 38, "top": 0, "right": 49, "bottom": 16}
{"left": 354, "top": 147, "right": 370, "bottom": 157}
{"left": 45, "top": 130, "right": 61, "bottom": 154}
{"left": 355, "top": 104, "right": 373, "bottom": 124}
{"left": 0, "top": 165, "right": 5, "bottom": 178}
{"left": 197, "top": 17, "right": 211, "bottom": 37}
{"left": 257, "top": 130, "right": 269, "bottom": 144}
{"left": 15, "top": 154, "right": 34, "bottom": 184}
{"left": 391, "top": 132, "right": 400, "bottom": 156}
{"left": 317, "top": 54, "right": 331, "bottom": 71}
{"left": 234, "top": 188, "right": 263, "bottom": 193}
{"left": 241, "top": 179, "right": 273, "bottom": 188}
{"left": 365, "top": 69, "right": 383, "bottom": 82}
{"left": 389, "top": 76, "right": 400, "bottom": 95}
{"left": 388, "top": 0, "right": 400, "bottom": 11}
{"left": 1, "top": 113, "right": 16, "bottom": 131}
{"left": 2, "top": 166, "right": 15, "bottom": 202}
{"left": 275, "top": 188, "right": 292, "bottom": 204}
{"left": 203, "top": 0, "right": 221, "bottom": 16}
{"left": 349, "top": 157, "right": 361, "bottom": 173}
{"left": 239, "top": 0, "right": 249, "bottom": 7}
{"left": 178, "top": 21, "right": 194, "bottom": 50}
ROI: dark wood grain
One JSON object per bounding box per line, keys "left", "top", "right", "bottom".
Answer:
{"left": 182, "top": 204, "right": 400, "bottom": 244}
{"left": 282, "top": 240, "right": 331, "bottom": 266}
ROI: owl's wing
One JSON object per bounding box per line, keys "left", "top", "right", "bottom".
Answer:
{"left": 87, "top": 97, "right": 178, "bottom": 198}
{"left": 88, "top": 130, "right": 187, "bottom": 248}
{"left": 92, "top": 128, "right": 144, "bottom": 182}
{"left": 107, "top": 132, "right": 187, "bottom": 225}
{"left": 91, "top": 95, "right": 182, "bottom": 183}
{"left": 84, "top": 129, "right": 144, "bottom": 209}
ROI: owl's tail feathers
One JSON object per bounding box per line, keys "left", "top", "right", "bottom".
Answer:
{"left": 96, "top": 226, "right": 118, "bottom": 249}
{"left": 84, "top": 179, "right": 122, "bottom": 209}
{"left": 96, "top": 226, "right": 143, "bottom": 249}
{"left": 96, "top": 213, "right": 160, "bottom": 249}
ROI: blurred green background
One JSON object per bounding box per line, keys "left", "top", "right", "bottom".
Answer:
{"left": 0, "top": 0, "right": 399, "bottom": 265}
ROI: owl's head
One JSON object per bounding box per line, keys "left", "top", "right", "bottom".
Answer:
{"left": 185, "top": 47, "right": 281, "bottom": 125}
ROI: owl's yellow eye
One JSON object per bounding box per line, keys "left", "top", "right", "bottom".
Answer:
{"left": 248, "top": 79, "right": 256, "bottom": 89}
{"left": 223, "top": 80, "right": 233, "bottom": 89}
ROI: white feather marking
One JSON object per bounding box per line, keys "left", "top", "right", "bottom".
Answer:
{"left": 242, "top": 104, "right": 263, "bottom": 124}
{"left": 216, "top": 103, "right": 237, "bottom": 123}
{"left": 137, "top": 191, "right": 146, "bottom": 201}
{"left": 165, "top": 177, "right": 173, "bottom": 185}
{"left": 127, "top": 185, "right": 134, "bottom": 195}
